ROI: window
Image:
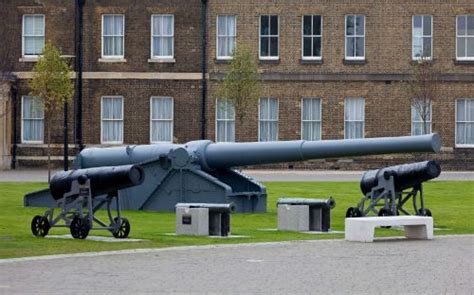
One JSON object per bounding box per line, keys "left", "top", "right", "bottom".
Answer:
{"left": 102, "top": 14, "right": 124, "bottom": 58}
{"left": 21, "top": 96, "right": 44, "bottom": 143}
{"left": 151, "top": 15, "right": 174, "bottom": 59}
{"left": 412, "top": 16, "right": 432, "bottom": 60}
{"left": 345, "top": 15, "right": 365, "bottom": 60}
{"left": 301, "top": 98, "right": 322, "bottom": 140}
{"left": 260, "top": 15, "right": 279, "bottom": 59}
{"left": 216, "top": 99, "right": 235, "bottom": 142}
{"left": 101, "top": 96, "right": 123, "bottom": 144}
{"left": 259, "top": 98, "right": 278, "bottom": 141}
{"left": 302, "top": 15, "right": 322, "bottom": 60}
{"left": 217, "top": 15, "right": 236, "bottom": 59}
{"left": 411, "top": 99, "right": 432, "bottom": 135}
{"left": 150, "top": 97, "right": 173, "bottom": 143}
{"left": 22, "top": 15, "right": 45, "bottom": 57}
{"left": 456, "top": 99, "right": 474, "bottom": 146}
{"left": 345, "top": 98, "right": 365, "bottom": 139}
{"left": 456, "top": 15, "right": 474, "bottom": 60}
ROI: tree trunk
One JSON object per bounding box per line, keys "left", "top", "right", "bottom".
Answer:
{"left": 47, "top": 116, "right": 51, "bottom": 183}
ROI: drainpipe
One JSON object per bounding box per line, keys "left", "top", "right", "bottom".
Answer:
{"left": 74, "top": 0, "right": 85, "bottom": 151}
{"left": 200, "top": 0, "right": 208, "bottom": 140}
{"left": 11, "top": 83, "right": 17, "bottom": 169}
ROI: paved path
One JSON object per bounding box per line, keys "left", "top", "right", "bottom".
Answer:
{"left": 0, "top": 235, "right": 473, "bottom": 294}
{"left": 1, "top": 169, "right": 473, "bottom": 182}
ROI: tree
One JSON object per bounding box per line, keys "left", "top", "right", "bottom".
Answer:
{"left": 406, "top": 58, "right": 439, "bottom": 135}
{"left": 217, "top": 43, "right": 261, "bottom": 124}
{"left": 29, "top": 42, "right": 74, "bottom": 182}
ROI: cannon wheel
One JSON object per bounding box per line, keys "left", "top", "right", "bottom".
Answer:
{"left": 112, "top": 217, "right": 130, "bottom": 239}
{"left": 417, "top": 208, "right": 432, "bottom": 217}
{"left": 346, "top": 207, "right": 362, "bottom": 218}
{"left": 70, "top": 215, "right": 90, "bottom": 239}
{"left": 31, "top": 215, "right": 50, "bottom": 237}
{"left": 378, "top": 208, "right": 396, "bottom": 228}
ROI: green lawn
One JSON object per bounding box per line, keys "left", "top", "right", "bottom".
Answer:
{"left": 0, "top": 181, "right": 473, "bottom": 259}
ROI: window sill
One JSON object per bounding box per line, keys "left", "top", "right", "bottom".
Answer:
{"left": 454, "top": 59, "right": 474, "bottom": 65}
{"left": 259, "top": 59, "right": 280, "bottom": 65}
{"left": 19, "top": 141, "right": 44, "bottom": 145}
{"left": 300, "top": 59, "right": 323, "bottom": 65}
{"left": 410, "top": 59, "right": 435, "bottom": 65}
{"left": 148, "top": 58, "right": 176, "bottom": 63}
{"left": 455, "top": 145, "right": 474, "bottom": 149}
{"left": 101, "top": 142, "right": 124, "bottom": 145}
{"left": 19, "top": 57, "right": 39, "bottom": 63}
{"left": 215, "top": 59, "right": 232, "bottom": 64}
{"left": 98, "top": 58, "right": 127, "bottom": 63}
{"left": 343, "top": 59, "right": 367, "bottom": 65}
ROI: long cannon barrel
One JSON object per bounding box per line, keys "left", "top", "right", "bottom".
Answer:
{"left": 50, "top": 164, "right": 145, "bottom": 200}
{"left": 74, "top": 134, "right": 441, "bottom": 171}
{"left": 360, "top": 160, "right": 441, "bottom": 194}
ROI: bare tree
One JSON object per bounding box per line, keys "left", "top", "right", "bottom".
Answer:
{"left": 406, "top": 58, "right": 439, "bottom": 135}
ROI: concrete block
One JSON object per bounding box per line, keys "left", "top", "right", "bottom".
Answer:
{"left": 176, "top": 207, "right": 209, "bottom": 236}
{"left": 278, "top": 205, "right": 309, "bottom": 232}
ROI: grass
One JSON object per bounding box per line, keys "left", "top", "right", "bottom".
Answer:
{"left": 0, "top": 181, "right": 473, "bottom": 259}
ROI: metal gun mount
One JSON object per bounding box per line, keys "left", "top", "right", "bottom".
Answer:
{"left": 346, "top": 160, "right": 441, "bottom": 218}
{"left": 25, "top": 133, "right": 441, "bottom": 213}
{"left": 30, "top": 165, "right": 144, "bottom": 239}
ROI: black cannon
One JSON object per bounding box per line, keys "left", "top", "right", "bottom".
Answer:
{"left": 346, "top": 161, "right": 441, "bottom": 218}
{"left": 31, "top": 164, "right": 145, "bottom": 239}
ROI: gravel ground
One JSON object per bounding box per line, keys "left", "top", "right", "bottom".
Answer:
{"left": 0, "top": 235, "right": 473, "bottom": 294}
{"left": 1, "top": 169, "right": 473, "bottom": 182}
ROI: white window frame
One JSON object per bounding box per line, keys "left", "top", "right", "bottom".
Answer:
{"left": 101, "top": 14, "right": 125, "bottom": 59}
{"left": 151, "top": 14, "right": 174, "bottom": 60}
{"left": 22, "top": 14, "right": 45, "bottom": 57}
{"left": 215, "top": 98, "right": 236, "bottom": 142}
{"left": 412, "top": 15, "right": 433, "bottom": 60}
{"left": 101, "top": 96, "right": 124, "bottom": 144}
{"left": 344, "top": 97, "right": 365, "bottom": 139}
{"left": 456, "top": 15, "right": 474, "bottom": 61}
{"left": 216, "top": 15, "right": 237, "bottom": 60}
{"left": 301, "top": 98, "right": 322, "bottom": 140}
{"left": 455, "top": 98, "right": 474, "bottom": 148}
{"left": 258, "top": 98, "right": 279, "bottom": 141}
{"left": 150, "top": 96, "right": 174, "bottom": 143}
{"left": 345, "top": 15, "right": 366, "bottom": 60}
{"left": 301, "top": 15, "right": 323, "bottom": 60}
{"left": 411, "top": 100, "right": 433, "bottom": 136}
{"left": 259, "top": 15, "right": 279, "bottom": 60}
{"left": 21, "top": 96, "right": 44, "bottom": 144}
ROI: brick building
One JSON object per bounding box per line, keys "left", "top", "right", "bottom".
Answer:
{"left": 0, "top": 0, "right": 473, "bottom": 170}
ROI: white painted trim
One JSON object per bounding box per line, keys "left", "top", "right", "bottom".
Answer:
{"left": 98, "top": 58, "right": 127, "bottom": 63}
{"left": 344, "top": 15, "right": 366, "bottom": 60}
{"left": 101, "top": 96, "right": 124, "bottom": 144}
{"left": 101, "top": 14, "right": 125, "bottom": 59}
{"left": 150, "top": 96, "right": 174, "bottom": 143}
{"left": 455, "top": 98, "right": 474, "bottom": 148}
{"left": 259, "top": 15, "right": 280, "bottom": 60}
{"left": 148, "top": 58, "right": 176, "bottom": 63}
{"left": 344, "top": 97, "right": 365, "bottom": 139}
{"left": 455, "top": 15, "right": 474, "bottom": 61}
{"left": 301, "top": 15, "right": 323, "bottom": 60}
{"left": 22, "top": 14, "right": 45, "bottom": 58}
{"left": 301, "top": 97, "right": 322, "bottom": 141}
{"left": 150, "top": 14, "right": 175, "bottom": 60}
{"left": 258, "top": 97, "right": 279, "bottom": 142}
{"left": 16, "top": 156, "right": 76, "bottom": 161}
{"left": 21, "top": 96, "right": 44, "bottom": 144}
{"left": 216, "top": 15, "right": 237, "bottom": 60}
{"left": 412, "top": 15, "right": 433, "bottom": 61}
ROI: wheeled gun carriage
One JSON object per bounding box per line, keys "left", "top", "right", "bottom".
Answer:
{"left": 346, "top": 160, "right": 441, "bottom": 218}
{"left": 31, "top": 164, "right": 145, "bottom": 239}
{"left": 25, "top": 133, "right": 441, "bottom": 213}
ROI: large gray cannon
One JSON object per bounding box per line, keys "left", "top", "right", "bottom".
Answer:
{"left": 25, "top": 133, "right": 441, "bottom": 213}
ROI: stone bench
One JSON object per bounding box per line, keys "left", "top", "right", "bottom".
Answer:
{"left": 345, "top": 216, "right": 433, "bottom": 242}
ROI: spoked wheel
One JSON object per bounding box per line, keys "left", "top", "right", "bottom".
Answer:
{"left": 31, "top": 215, "right": 50, "bottom": 237}
{"left": 70, "top": 215, "right": 90, "bottom": 239}
{"left": 417, "top": 208, "right": 432, "bottom": 217}
{"left": 112, "top": 217, "right": 130, "bottom": 239}
{"left": 346, "top": 207, "right": 363, "bottom": 218}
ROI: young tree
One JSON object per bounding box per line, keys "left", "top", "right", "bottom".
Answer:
{"left": 217, "top": 43, "right": 261, "bottom": 124}
{"left": 406, "top": 58, "right": 439, "bottom": 135}
{"left": 29, "top": 42, "right": 74, "bottom": 182}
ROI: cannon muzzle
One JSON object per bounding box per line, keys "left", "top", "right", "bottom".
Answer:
{"left": 50, "top": 164, "right": 145, "bottom": 200}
